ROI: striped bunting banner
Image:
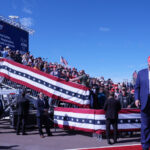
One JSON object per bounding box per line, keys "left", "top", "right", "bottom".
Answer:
{"left": 54, "top": 107, "right": 141, "bottom": 134}
{"left": 0, "top": 58, "right": 90, "bottom": 107}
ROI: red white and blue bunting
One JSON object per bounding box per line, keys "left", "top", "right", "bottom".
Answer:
{"left": 0, "top": 58, "right": 90, "bottom": 107}
{"left": 54, "top": 107, "right": 141, "bottom": 134}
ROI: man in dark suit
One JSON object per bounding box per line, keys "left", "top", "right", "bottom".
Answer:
{"left": 16, "top": 91, "right": 29, "bottom": 135}
{"left": 135, "top": 56, "right": 150, "bottom": 150}
{"left": 0, "top": 99, "right": 3, "bottom": 118}
{"left": 104, "top": 91, "right": 121, "bottom": 144}
{"left": 36, "top": 92, "right": 52, "bottom": 138}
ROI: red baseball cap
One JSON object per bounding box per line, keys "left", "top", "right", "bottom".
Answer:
{"left": 131, "top": 89, "right": 135, "bottom": 93}
{"left": 111, "top": 88, "right": 114, "bottom": 92}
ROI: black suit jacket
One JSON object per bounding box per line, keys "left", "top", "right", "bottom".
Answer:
{"left": 0, "top": 99, "right": 3, "bottom": 117}
{"left": 36, "top": 98, "right": 49, "bottom": 117}
{"left": 16, "top": 96, "right": 29, "bottom": 116}
{"left": 104, "top": 98, "right": 121, "bottom": 119}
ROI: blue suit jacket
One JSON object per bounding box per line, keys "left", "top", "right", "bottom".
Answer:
{"left": 36, "top": 98, "right": 49, "bottom": 117}
{"left": 135, "top": 68, "right": 149, "bottom": 111}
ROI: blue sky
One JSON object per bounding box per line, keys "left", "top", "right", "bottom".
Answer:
{"left": 0, "top": 0, "right": 150, "bottom": 82}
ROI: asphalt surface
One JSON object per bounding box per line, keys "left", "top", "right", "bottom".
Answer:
{"left": 0, "top": 119, "right": 141, "bottom": 150}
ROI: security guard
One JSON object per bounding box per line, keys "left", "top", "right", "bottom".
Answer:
{"left": 16, "top": 90, "right": 29, "bottom": 135}
{"left": 104, "top": 91, "right": 121, "bottom": 144}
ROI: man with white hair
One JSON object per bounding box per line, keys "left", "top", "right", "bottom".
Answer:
{"left": 135, "top": 56, "right": 150, "bottom": 150}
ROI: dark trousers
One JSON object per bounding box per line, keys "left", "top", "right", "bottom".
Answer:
{"left": 141, "top": 96, "right": 150, "bottom": 149}
{"left": 16, "top": 115, "right": 26, "bottom": 134}
{"left": 37, "top": 115, "right": 51, "bottom": 135}
{"left": 141, "top": 110, "right": 150, "bottom": 149}
{"left": 106, "top": 118, "right": 118, "bottom": 141}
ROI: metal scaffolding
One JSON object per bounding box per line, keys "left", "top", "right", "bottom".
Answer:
{"left": 0, "top": 16, "right": 35, "bottom": 35}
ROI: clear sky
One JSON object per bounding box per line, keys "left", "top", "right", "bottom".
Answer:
{"left": 0, "top": 0, "right": 150, "bottom": 82}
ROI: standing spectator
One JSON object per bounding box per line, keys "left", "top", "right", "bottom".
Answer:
{"left": 60, "top": 70, "right": 69, "bottom": 81}
{"left": 16, "top": 91, "right": 29, "bottom": 135}
{"left": 118, "top": 87, "right": 130, "bottom": 108}
{"left": 127, "top": 89, "right": 136, "bottom": 108}
{"left": 27, "top": 61, "right": 33, "bottom": 67}
{"left": 36, "top": 92, "right": 52, "bottom": 138}
{"left": 6, "top": 51, "right": 14, "bottom": 61}
{"left": 22, "top": 54, "right": 28, "bottom": 65}
{"left": 114, "top": 88, "right": 120, "bottom": 100}
{"left": 132, "top": 71, "right": 137, "bottom": 87}
{"left": 33, "top": 63, "right": 40, "bottom": 70}
{"left": 104, "top": 84, "right": 109, "bottom": 98}
{"left": 66, "top": 70, "right": 71, "bottom": 80}
{"left": 42, "top": 63, "right": 50, "bottom": 73}
{"left": 90, "top": 81, "right": 99, "bottom": 109}
{"left": 69, "top": 70, "right": 89, "bottom": 87}
{"left": 71, "top": 70, "right": 78, "bottom": 83}
{"left": 14, "top": 50, "right": 22, "bottom": 63}
{"left": 1, "top": 46, "right": 9, "bottom": 58}
{"left": 104, "top": 91, "right": 121, "bottom": 144}
{"left": 97, "top": 86, "right": 106, "bottom": 109}
{"left": 0, "top": 45, "right": 2, "bottom": 57}
{"left": 50, "top": 66, "right": 60, "bottom": 77}
{"left": 89, "top": 78, "right": 98, "bottom": 108}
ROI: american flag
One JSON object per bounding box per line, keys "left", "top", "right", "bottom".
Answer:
{"left": 0, "top": 58, "right": 90, "bottom": 107}
{"left": 60, "top": 56, "right": 68, "bottom": 66}
{"left": 54, "top": 107, "right": 141, "bottom": 134}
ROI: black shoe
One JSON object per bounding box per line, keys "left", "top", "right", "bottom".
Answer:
{"left": 16, "top": 133, "right": 20, "bottom": 135}
{"left": 48, "top": 133, "right": 52, "bottom": 136}
{"left": 22, "top": 132, "right": 28, "bottom": 135}
{"left": 107, "top": 140, "right": 112, "bottom": 145}
{"left": 114, "top": 139, "right": 118, "bottom": 143}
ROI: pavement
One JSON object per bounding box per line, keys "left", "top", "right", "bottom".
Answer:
{"left": 0, "top": 119, "right": 141, "bottom": 150}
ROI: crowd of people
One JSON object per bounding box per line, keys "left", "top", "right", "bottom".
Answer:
{"left": 0, "top": 45, "right": 136, "bottom": 110}
{"left": 0, "top": 45, "right": 138, "bottom": 144}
